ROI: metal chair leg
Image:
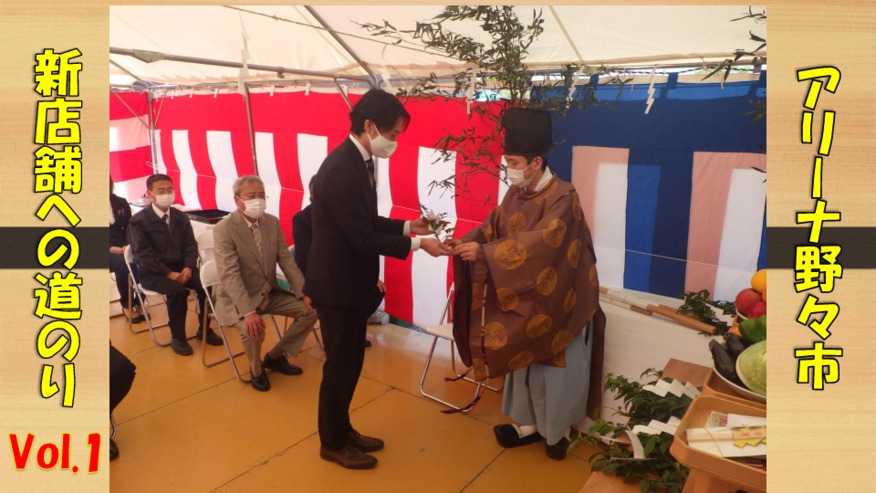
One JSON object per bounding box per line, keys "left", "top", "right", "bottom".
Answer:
{"left": 418, "top": 336, "right": 481, "bottom": 413}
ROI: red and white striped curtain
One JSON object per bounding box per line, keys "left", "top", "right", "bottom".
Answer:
{"left": 109, "top": 92, "right": 153, "bottom": 201}
{"left": 120, "top": 89, "right": 504, "bottom": 328}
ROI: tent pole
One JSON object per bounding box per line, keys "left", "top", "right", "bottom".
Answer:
{"left": 146, "top": 90, "right": 158, "bottom": 175}
{"left": 304, "top": 6, "right": 377, "bottom": 86}
{"left": 242, "top": 81, "right": 259, "bottom": 176}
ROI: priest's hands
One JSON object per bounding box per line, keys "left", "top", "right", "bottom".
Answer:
{"left": 451, "top": 241, "right": 480, "bottom": 261}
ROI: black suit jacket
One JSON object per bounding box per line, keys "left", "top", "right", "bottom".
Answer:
{"left": 292, "top": 204, "right": 313, "bottom": 276}
{"left": 110, "top": 193, "right": 132, "bottom": 248}
{"left": 127, "top": 205, "right": 199, "bottom": 276}
{"left": 305, "top": 138, "right": 410, "bottom": 309}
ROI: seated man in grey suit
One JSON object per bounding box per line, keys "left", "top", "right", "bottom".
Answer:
{"left": 212, "top": 175, "right": 319, "bottom": 392}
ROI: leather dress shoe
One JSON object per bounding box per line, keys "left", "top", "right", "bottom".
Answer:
{"left": 347, "top": 429, "right": 384, "bottom": 453}
{"left": 170, "top": 339, "right": 193, "bottom": 356}
{"left": 196, "top": 328, "right": 223, "bottom": 346}
{"left": 364, "top": 339, "right": 372, "bottom": 348}
{"left": 493, "top": 424, "right": 542, "bottom": 448}
{"left": 319, "top": 445, "right": 377, "bottom": 469}
{"left": 250, "top": 371, "right": 271, "bottom": 392}
{"left": 545, "top": 437, "right": 570, "bottom": 461}
{"left": 263, "top": 353, "right": 303, "bottom": 375}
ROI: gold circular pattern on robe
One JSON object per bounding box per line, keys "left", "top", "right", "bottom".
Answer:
{"left": 508, "top": 350, "right": 535, "bottom": 371}
{"left": 542, "top": 219, "right": 567, "bottom": 248}
{"left": 551, "top": 352, "right": 566, "bottom": 367}
{"left": 497, "top": 288, "right": 520, "bottom": 312}
{"left": 536, "top": 267, "right": 559, "bottom": 296}
{"left": 589, "top": 264, "right": 599, "bottom": 286}
{"left": 507, "top": 212, "right": 527, "bottom": 235}
{"left": 526, "top": 314, "right": 553, "bottom": 338}
{"left": 572, "top": 194, "right": 582, "bottom": 220}
{"left": 493, "top": 239, "right": 527, "bottom": 270}
{"left": 551, "top": 329, "right": 575, "bottom": 355}
{"left": 483, "top": 322, "right": 508, "bottom": 350}
{"left": 472, "top": 358, "right": 487, "bottom": 378}
{"left": 567, "top": 239, "right": 583, "bottom": 268}
{"left": 564, "top": 288, "right": 577, "bottom": 314}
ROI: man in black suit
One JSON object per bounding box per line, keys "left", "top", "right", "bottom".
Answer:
{"left": 293, "top": 178, "right": 384, "bottom": 348}
{"left": 127, "top": 174, "right": 223, "bottom": 355}
{"left": 306, "top": 89, "right": 449, "bottom": 469}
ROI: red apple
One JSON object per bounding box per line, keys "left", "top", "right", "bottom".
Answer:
{"left": 747, "top": 301, "right": 767, "bottom": 319}
{"left": 735, "top": 288, "right": 763, "bottom": 316}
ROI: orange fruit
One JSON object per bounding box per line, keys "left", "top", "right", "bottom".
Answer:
{"left": 751, "top": 269, "right": 766, "bottom": 294}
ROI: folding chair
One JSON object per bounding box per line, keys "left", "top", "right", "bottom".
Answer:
{"left": 199, "top": 259, "right": 283, "bottom": 382}
{"left": 419, "top": 284, "right": 501, "bottom": 413}
{"left": 124, "top": 245, "right": 198, "bottom": 347}
{"left": 196, "top": 229, "right": 214, "bottom": 266}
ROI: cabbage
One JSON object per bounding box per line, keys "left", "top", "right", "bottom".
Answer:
{"left": 736, "top": 340, "right": 766, "bottom": 396}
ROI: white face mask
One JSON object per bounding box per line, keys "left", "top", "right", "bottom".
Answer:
{"left": 154, "top": 192, "right": 175, "bottom": 208}
{"left": 243, "top": 198, "right": 266, "bottom": 219}
{"left": 368, "top": 125, "right": 398, "bottom": 159}
{"left": 506, "top": 161, "right": 534, "bottom": 187}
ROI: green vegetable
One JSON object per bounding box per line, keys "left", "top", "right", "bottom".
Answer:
{"left": 739, "top": 315, "right": 766, "bottom": 344}
{"left": 736, "top": 340, "right": 766, "bottom": 396}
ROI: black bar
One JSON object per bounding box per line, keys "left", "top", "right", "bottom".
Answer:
{"left": 0, "top": 227, "right": 108, "bottom": 269}
{"left": 767, "top": 227, "right": 876, "bottom": 269}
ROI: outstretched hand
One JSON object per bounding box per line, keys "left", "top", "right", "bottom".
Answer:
{"left": 410, "top": 217, "right": 432, "bottom": 236}
{"left": 421, "top": 238, "right": 451, "bottom": 257}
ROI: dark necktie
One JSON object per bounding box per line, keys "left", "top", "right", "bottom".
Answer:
{"left": 366, "top": 159, "right": 375, "bottom": 189}
{"left": 162, "top": 213, "right": 169, "bottom": 229}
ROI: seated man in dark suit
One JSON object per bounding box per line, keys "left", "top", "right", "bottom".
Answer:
{"left": 127, "top": 173, "right": 222, "bottom": 355}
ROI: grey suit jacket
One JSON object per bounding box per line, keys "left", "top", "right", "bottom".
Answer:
{"left": 212, "top": 210, "right": 305, "bottom": 325}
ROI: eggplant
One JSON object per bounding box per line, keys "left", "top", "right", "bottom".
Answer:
{"left": 723, "top": 333, "right": 748, "bottom": 359}
{"left": 710, "top": 339, "right": 741, "bottom": 384}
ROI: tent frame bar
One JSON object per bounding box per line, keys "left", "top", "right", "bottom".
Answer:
{"left": 110, "top": 47, "right": 375, "bottom": 86}
{"left": 304, "top": 6, "right": 377, "bottom": 86}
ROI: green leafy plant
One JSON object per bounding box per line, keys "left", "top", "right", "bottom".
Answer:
{"left": 360, "top": 6, "right": 617, "bottom": 199}
{"left": 676, "top": 289, "right": 736, "bottom": 336}
{"left": 579, "top": 369, "right": 693, "bottom": 493}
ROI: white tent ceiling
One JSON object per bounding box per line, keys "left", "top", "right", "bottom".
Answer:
{"left": 109, "top": 5, "right": 766, "bottom": 87}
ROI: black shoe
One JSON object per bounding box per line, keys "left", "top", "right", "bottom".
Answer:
{"left": 347, "top": 429, "right": 384, "bottom": 452}
{"left": 263, "top": 353, "right": 303, "bottom": 376}
{"left": 546, "top": 437, "right": 570, "bottom": 461}
{"left": 320, "top": 445, "right": 377, "bottom": 470}
{"left": 493, "top": 424, "right": 542, "bottom": 448}
{"left": 364, "top": 339, "right": 372, "bottom": 348}
{"left": 251, "top": 371, "right": 271, "bottom": 392}
{"left": 170, "top": 339, "right": 193, "bottom": 356}
{"left": 109, "top": 439, "right": 119, "bottom": 461}
{"left": 196, "top": 328, "right": 223, "bottom": 346}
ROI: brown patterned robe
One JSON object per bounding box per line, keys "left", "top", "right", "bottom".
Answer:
{"left": 453, "top": 175, "right": 606, "bottom": 417}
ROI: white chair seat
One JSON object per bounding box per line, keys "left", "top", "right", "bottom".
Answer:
{"left": 424, "top": 323, "right": 453, "bottom": 340}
